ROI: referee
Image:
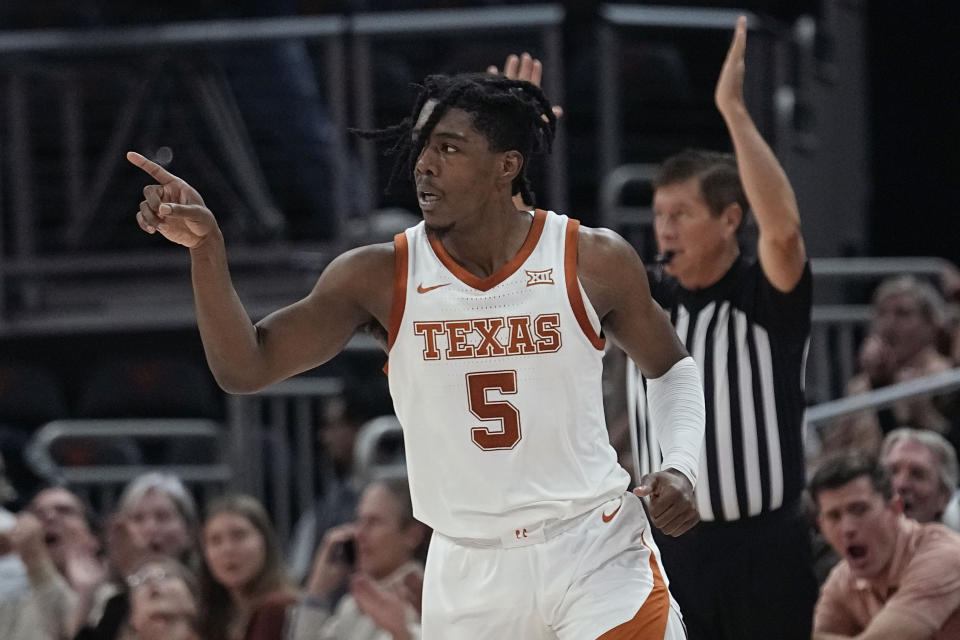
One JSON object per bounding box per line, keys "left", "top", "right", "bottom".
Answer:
{"left": 629, "top": 18, "right": 817, "bottom": 639}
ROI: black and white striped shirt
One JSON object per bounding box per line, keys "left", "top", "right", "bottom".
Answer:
{"left": 630, "top": 257, "right": 812, "bottom": 522}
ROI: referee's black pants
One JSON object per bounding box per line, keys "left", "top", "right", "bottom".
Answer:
{"left": 651, "top": 499, "right": 818, "bottom": 640}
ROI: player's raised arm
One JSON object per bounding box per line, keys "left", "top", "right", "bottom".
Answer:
{"left": 716, "top": 16, "right": 806, "bottom": 292}
{"left": 127, "top": 152, "right": 386, "bottom": 394}
{"left": 578, "top": 226, "right": 705, "bottom": 536}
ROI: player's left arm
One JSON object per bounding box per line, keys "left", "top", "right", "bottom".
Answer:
{"left": 579, "top": 226, "right": 705, "bottom": 536}
{"left": 717, "top": 16, "right": 806, "bottom": 293}
{"left": 813, "top": 606, "right": 936, "bottom": 640}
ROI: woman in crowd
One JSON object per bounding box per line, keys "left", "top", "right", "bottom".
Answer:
{"left": 199, "top": 494, "right": 299, "bottom": 640}
{"left": 124, "top": 556, "right": 200, "bottom": 640}
{"left": 118, "top": 472, "right": 200, "bottom": 570}
{"left": 74, "top": 472, "right": 200, "bottom": 639}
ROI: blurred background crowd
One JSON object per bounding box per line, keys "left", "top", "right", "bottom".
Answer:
{"left": 0, "top": 1, "right": 958, "bottom": 638}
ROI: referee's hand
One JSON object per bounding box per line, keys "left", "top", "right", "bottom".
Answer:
{"left": 634, "top": 469, "right": 700, "bottom": 536}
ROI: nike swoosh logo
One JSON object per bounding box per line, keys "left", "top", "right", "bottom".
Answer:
{"left": 601, "top": 500, "right": 622, "bottom": 523}
{"left": 417, "top": 282, "right": 450, "bottom": 294}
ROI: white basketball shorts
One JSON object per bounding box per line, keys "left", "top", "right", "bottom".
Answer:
{"left": 421, "top": 492, "right": 686, "bottom": 639}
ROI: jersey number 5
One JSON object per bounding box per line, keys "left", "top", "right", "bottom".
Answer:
{"left": 466, "top": 370, "right": 521, "bottom": 450}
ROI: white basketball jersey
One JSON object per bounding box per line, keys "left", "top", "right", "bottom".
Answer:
{"left": 387, "top": 209, "right": 630, "bottom": 538}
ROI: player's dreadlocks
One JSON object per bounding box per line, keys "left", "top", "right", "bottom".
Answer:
{"left": 354, "top": 72, "right": 557, "bottom": 207}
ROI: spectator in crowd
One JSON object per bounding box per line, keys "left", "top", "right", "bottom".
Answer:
{"left": 882, "top": 428, "right": 960, "bottom": 531}
{"left": 74, "top": 472, "right": 201, "bottom": 640}
{"left": 124, "top": 556, "right": 201, "bottom": 640}
{"left": 199, "top": 494, "right": 298, "bottom": 640}
{"left": 0, "top": 451, "right": 52, "bottom": 640}
{"left": 935, "top": 261, "right": 960, "bottom": 362}
{"left": 117, "top": 473, "right": 200, "bottom": 568}
{"left": 0, "top": 486, "right": 101, "bottom": 639}
{"left": 288, "top": 382, "right": 392, "bottom": 584}
{"left": 825, "top": 276, "right": 956, "bottom": 457}
{"left": 289, "top": 476, "right": 427, "bottom": 640}
{"left": 810, "top": 452, "right": 960, "bottom": 639}
{"left": 810, "top": 428, "right": 960, "bottom": 585}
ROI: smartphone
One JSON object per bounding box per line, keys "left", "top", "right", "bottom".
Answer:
{"left": 337, "top": 538, "right": 356, "bottom": 567}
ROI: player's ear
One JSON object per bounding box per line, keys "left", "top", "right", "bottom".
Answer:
{"left": 501, "top": 150, "right": 523, "bottom": 183}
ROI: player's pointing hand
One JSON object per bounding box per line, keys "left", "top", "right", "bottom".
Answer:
{"left": 128, "top": 151, "right": 218, "bottom": 249}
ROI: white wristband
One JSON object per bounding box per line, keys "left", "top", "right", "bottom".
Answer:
{"left": 646, "top": 356, "right": 705, "bottom": 489}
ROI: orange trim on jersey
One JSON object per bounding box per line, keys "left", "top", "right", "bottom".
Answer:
{"left": 388, "top": 231, "right": 409, "bottom": 352}
{"left": 596, "top": 533, "right": 671, "bottom": 639}
{"left": 427, "top": 209, "right": 547, "bottom": 292}
{"left": 564, "top": 219, "right": 606, "bottom": 351}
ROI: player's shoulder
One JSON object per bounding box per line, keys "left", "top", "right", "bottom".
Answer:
{"left": 573, "top": 222, "right": 631, "bottom": 248}
{"left": 330, "top": 241, "right": 396, "bottom": 273}
{"left": 319, "top": 241, "right": 398, "bottom": 296}
{"left": 309, "top": 241, "right": 399, "bottom": 321}
{"left": 573, "top": 223, "right": 641, "bottom": 271}
{"left": 568, "top": 223, "right": 647, "bottom": 318}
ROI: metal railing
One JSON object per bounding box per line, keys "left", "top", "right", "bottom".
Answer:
{"left": 353, "top": 415, "right": 406, "bottom": 485}
{"left": 226, "top": 376, "right": 343, "bottom": 543}
{"left": 804, "top": 367, "right": 960, "bottom": 462}
{"left": 598, "top": 162, "right": 658, "bottom": 236}
{"left": 805, "top": 367, "right": 960, "bottom": 427}
{"left": 25, "top": 418, "right": 231, "bottom": 513}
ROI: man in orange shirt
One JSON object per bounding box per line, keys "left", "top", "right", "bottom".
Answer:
{"left": 810, "top": 453, "right": 960, "bottom": 639}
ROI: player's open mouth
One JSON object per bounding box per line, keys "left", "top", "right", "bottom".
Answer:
{"left": 418, "top": 191, "right": 441, "bottom": 204}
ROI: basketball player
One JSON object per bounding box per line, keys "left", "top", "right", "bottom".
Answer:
{"left": 129, "top": 55, "right": 705, "bottom": 639}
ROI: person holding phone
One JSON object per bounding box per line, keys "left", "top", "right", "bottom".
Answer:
{"left": 290, "top": 477, "right": 427, "bottom": 640}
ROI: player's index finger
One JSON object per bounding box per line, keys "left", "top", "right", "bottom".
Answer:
{"left": 126, "top": 151, "right": 177, "bottom": 184}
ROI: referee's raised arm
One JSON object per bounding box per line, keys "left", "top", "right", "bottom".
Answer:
{"left": 716, "top": 15, "right": 807, "bottom": 293}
